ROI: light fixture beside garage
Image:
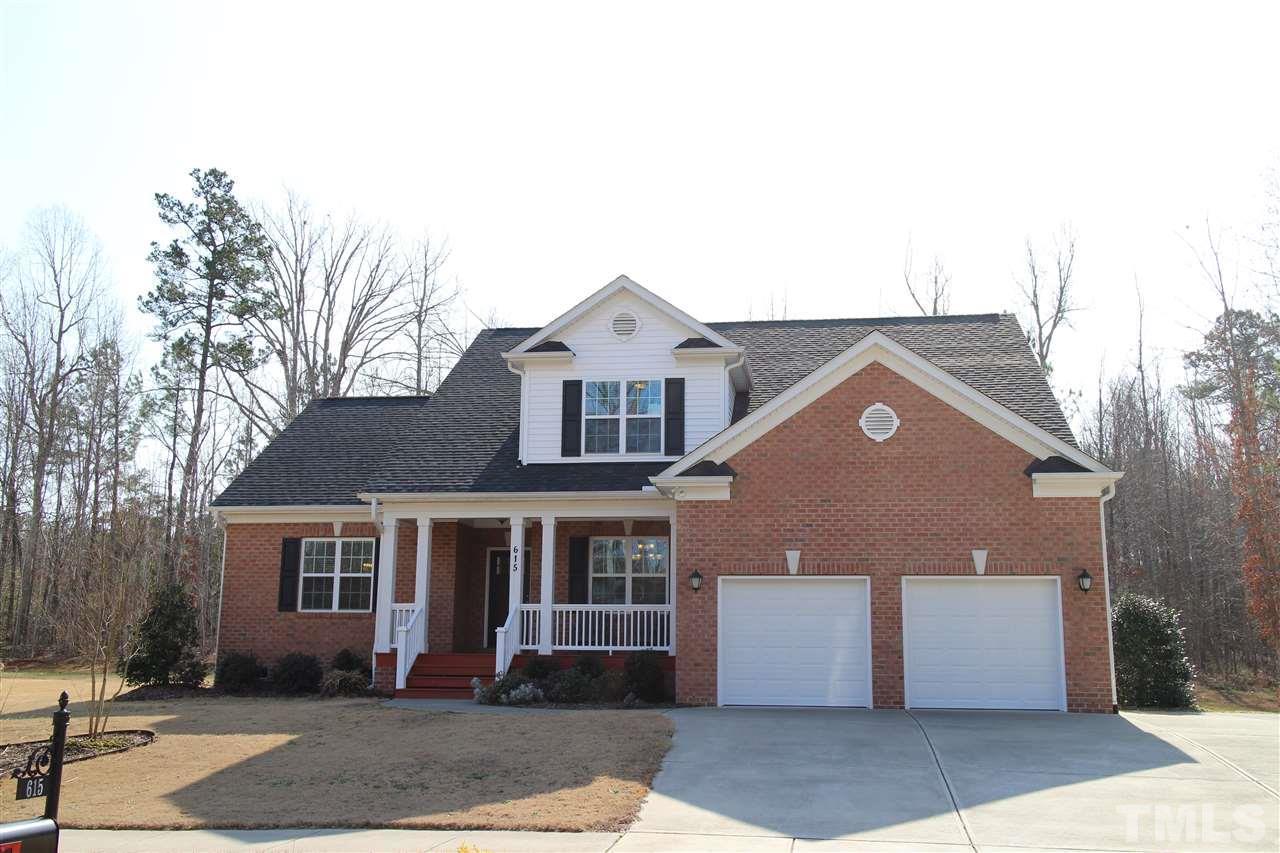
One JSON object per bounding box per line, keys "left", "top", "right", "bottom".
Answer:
{"left": 859, "top": 402, "right": 900, "bottom": 442}
{"left": 689, "top": 570, "right": 703, "bottom": 591}
{"left": 1077, "top": 568, "right": 1093, "bottom": 592}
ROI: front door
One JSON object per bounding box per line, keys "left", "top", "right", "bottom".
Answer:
{"left": 486, "top": 549, "right": 511, "bottom": 648}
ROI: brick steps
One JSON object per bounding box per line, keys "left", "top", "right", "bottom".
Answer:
{"left": 395, "top": 651, "right": 495, "bottom": 701}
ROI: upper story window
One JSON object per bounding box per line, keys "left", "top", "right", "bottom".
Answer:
{"left": 584, "top": 379, "right": 663, "bottom": 454}
{"left": 299, "top": 538, "right": 375, "bottom": 612}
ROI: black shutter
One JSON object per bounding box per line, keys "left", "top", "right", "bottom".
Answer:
{"left": 522, "top": 547, "right": 532, "bottom": 603}
{"left": 277, "top": 537, "right": 302, "bottom": 612}
{"left": 664, "top": 378, "right": 685, "bottom": 456}
{"left": 568, "top": 537, "right": 590, "bottom": 604}
{"left": 561, "top": 380, "right": 583, "bottom": 457}
{"left": 370, "top": 536, "right": 381, "bottom": 613}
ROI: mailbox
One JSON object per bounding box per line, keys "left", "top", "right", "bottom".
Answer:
{"left": 0, "top": 816, "right": 59, "bottom": 853}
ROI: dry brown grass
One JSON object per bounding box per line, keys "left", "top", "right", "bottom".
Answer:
{"left": 1194, "top": 675, "right": 1280, "bottom": 713}
{"left": 1, "top": 668, "right": 672, "bottom": 831}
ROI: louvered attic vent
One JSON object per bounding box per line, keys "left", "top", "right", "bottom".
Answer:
{"left": 859, "top": 402, "right": 900, "bottom": 442}
{"left": 610, "top": 311, "right": 640, "bottom": 340}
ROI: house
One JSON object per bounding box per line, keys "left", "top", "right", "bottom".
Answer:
{"left": 212, "top": 275, "right": 1123, "bottom": 711}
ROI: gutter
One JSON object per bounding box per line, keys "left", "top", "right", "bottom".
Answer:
{"left": 1100, "top": 483, "right": 1119, "bottom": 710}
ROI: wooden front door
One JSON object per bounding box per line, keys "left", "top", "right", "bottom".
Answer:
{"left": 486, "top": 549, "right": 511, "bottom": 648}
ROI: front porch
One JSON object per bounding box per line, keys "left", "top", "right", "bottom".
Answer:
{"left": 372, "top": 506, "right": 677, "bottom": 694}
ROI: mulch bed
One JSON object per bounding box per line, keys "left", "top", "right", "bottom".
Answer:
{"left": 0, "top": 730, "right": 155, "bottom": 774}
{"left": 118, "top": 684, "right": 219, "bottom": 701}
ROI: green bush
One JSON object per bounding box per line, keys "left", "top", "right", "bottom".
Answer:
{"left": 594, "top": 670, "right": 629, "bottom": 703}
{"left": 546, "top": 667, "right": 597, "bottom": 703}
{"left": 1112, "top": 592, "right": 1195, "bottom": 708}
{"left": 331, "top": 648, "right": 371, "bottom": 677}
{"left": 174, "top": 646, "right": 210, "bottom": 688}
{"left": 475, "top": 672, "right": 530, "bottom": 705}
{"left": 320, "top": 669, "right": 370, "bottom": 697}
{"left": 272, "top": 653, "right": 323, "bottom": 694}
{"left": 521, "top": 655, "right": 560, "bottom": 682}
{"left": 120, "top": 581, "right": 203, "bottom": 686}
{"left": 216, "top": 652, "right": 262, "bottom": 693}
{"left": 572, "top": 655, "right": 606, "bottom": 679}
{"left": 624, "top": 651, "right": 668, "bottom": 703}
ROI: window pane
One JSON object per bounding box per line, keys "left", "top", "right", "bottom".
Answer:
{"left": 302, "top": 540, "right": 335, "bottom": 574}
{"left": 632, "top": 576, "right": 668, "bottom": 605}
{"left": 591, "top": 539, "right": 626, "bottom": 574}
{"left": 584, "top": 418, "right": 620, "bottom": 453}
{"left": 338, "top": 576, "right": 372, "bottom": 610}
{"left": 630, "top": 538, "right": 669, "bottom": 574}
{"left": 591, "top": 576, "right": 626, "bottom": 604}
{"left": 340, "top": 539, "right": 374, "bottom": 574}
{"left": 585, "top": 381, "right": 620, "bottom": 416}
{"left": 625, "top": 417, "right": 661, "bottom": 453}
{"left": 626, "top": 380, "right": 662, "bottom": 415}
{"left": 300, "top": 576, "right": 334, "bottom": 610}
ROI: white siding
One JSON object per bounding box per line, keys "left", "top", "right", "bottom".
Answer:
{"left": 522, "top": 291, "right": 728, "bottom": 463}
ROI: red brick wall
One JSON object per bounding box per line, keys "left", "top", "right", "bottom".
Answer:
{"left": 394, "top": 519, "right": 416, "bottom": 603}
{"left": 675, "top": 362, "right": 1113, "bottom": 712}
{"left": 427, "top": 521, "right": 459, "bottom": 651}
{"left": 218, "top": 521, "right": 378, "bottom": 671}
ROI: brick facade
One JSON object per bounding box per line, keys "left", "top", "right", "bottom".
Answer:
{"left": 218, "top": 521, "right": 378, "bottom": 670}
{"left": 675, "top": 362, "right": 1113, "bottom": 712}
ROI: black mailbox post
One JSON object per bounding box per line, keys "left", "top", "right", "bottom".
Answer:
{"left": 2, "top": 691, "right": 69, "bottom": 853}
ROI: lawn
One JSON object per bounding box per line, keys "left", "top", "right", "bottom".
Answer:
{"left": 1193, "top": 674, "right": 1280, "bottom": 713}
{"left": 0, "top": 668, "right": 672, "bottom": 831}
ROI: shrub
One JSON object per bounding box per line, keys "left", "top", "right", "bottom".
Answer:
{"left": 572, "top": 655, "right": 606, "bottom": 679}
{"left": 119, "top": 581, "right": 203, "bottom": 686}
{"left": 624, "top": 651, "right": 668, "bottom": 702}
{"left": 594, "top": 670, "right": 629, "bottom": 703}
{"left": 216, "top": 652, "right": 262, "bottom": 693}
{"left": 546, "top": 667, "right": 597, "bottom": 704}
{"left": 521, "top": 655, "right": 560, "bottom": 682}
{"left": 501, "top": 682, "right": 545, "bottom": 705}
{"left": 272, "top": 653, "right": 323, "bottom": 694}
{"left": 1112, "top": 592, "right": 1195, "bottom": 708}
{"left": 174, "top": 647, "right": 210, "bottom": 689}
{"left": 331, "top": 648, "right": 370, "bottom": 676}
{"left": 475, "top": 672, "right": 528, "bottom": 705}
{"left": 320, "top": 669, "right": 371, "bottom": 697}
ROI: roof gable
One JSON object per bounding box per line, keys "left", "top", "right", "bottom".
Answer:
{"left": 508, "top": 275, "right": 737, "bottom": 354}
{"left": 657, "top": 331, "right": 1113, "bottom": 478}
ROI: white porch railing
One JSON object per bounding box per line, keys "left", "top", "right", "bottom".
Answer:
{"left": 494, "top": 605, "right": 520, "bottom": 676}
{"left": 389, "top": 603, "right": 416, "bottom": 647}
{"left": 394, "top": 606, "right": 426, "bottom": 691}
{"left": 519, "top": 604, "right": 672, "bottom": 652}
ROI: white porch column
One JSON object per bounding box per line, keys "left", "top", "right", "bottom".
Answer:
{"left": 508, "top": 516, "right": 525, "bottom": 631}
{"left": 373, "top": 515, "right": 398, "bottom": 653}
{"left": 538, "top": 515, "right": 556, "bottom": 654}
{"left": 415, "top": 515, "right": 432, "bottom": 651}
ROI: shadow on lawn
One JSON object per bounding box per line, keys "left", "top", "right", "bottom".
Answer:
{"left": 3, "top": 692, "right": 670, "bottom": 830}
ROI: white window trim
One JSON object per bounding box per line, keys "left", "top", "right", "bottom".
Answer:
{"left": 587, "top": 535, "right": 670, "bottom": 605}
{"left": 582, "top": 379, "right": 664, "bottom": 456}
{"left": 299, "top": 537, "right": 376, "bottom": 613}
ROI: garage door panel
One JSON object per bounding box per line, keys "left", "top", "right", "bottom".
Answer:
{"left": 904, "top": 578, "right": 1065, "bottom": 711}
{"left": 720, "top": 578, "right": 871, "bottom": 707}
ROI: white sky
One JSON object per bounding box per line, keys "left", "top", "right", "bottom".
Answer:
{"left": 3, "top": 1, "right": 1277, "bottom": 433}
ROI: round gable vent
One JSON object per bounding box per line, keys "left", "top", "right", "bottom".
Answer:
{"left": 859, "top": 402, "right": 900, "bottom": 442}
{"left": 610, "top": 311, "right": 640, "bottom": 340}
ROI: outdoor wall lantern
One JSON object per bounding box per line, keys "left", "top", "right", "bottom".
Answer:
{"left": 689, "top": 570, "right": 704, "bottom": 591}
{"left": 1077, "top": 568, "right": 1093, "bottom": 592}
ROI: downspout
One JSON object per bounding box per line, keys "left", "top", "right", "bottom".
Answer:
{"left": 212, "top": 515, "right": 228, "bottom": 668}
{"left": 1099, "top": 483, "right": 1118, "bottom": 711}
{"left": 506, "top": 358, "right": 528, "bottom": 464}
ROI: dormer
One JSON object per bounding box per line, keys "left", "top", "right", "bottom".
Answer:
{"left": 503, "top": 276, "right": 749, "bottom": 464}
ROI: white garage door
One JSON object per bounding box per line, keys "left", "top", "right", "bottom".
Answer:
{"left": 719, "top": 577, "right": 871, "bottom": 707}
{"left": 903, "top": 578, "right": 1065, "bottom": 711}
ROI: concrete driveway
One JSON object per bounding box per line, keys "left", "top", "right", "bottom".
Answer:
{"left": 632, "top": 707, "right": 1279, "bottom": 852}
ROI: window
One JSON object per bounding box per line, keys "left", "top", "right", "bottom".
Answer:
{"left": 299, "top": 538, "right": 375, "bottom": 612}
{"left": 589, "top": 536, "right": 669, "bottom": 604}
{"left": 583, "top": 379, "right": 662, "bottom": 455}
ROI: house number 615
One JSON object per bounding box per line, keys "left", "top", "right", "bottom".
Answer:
{"left": 510, "top": 547, "right": 520, "bottom": 572}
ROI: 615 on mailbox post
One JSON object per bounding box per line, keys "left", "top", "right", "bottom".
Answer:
{"left": 0, "top": 691, "right": 70, "bottom": 853}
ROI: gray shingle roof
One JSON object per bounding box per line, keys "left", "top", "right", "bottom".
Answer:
{"left": 215, "top": 311, "right": 1078, "bottom": 506}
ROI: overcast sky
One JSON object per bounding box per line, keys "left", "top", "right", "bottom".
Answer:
{"left": 2, "top": 1, "right": 1277, "bottom": 431}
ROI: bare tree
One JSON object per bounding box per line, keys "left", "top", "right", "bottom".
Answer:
{"left": 903, "top": 239, "right": 952, "bottom": 316}
{"left": 1017, "top": 227, "right": 1078, "bottom": 374}
{"left": 0, "top": 209, "right": 101, "bottom": 649}
{"left": 366, "top": 236, "right": 458, "bottom": 395}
